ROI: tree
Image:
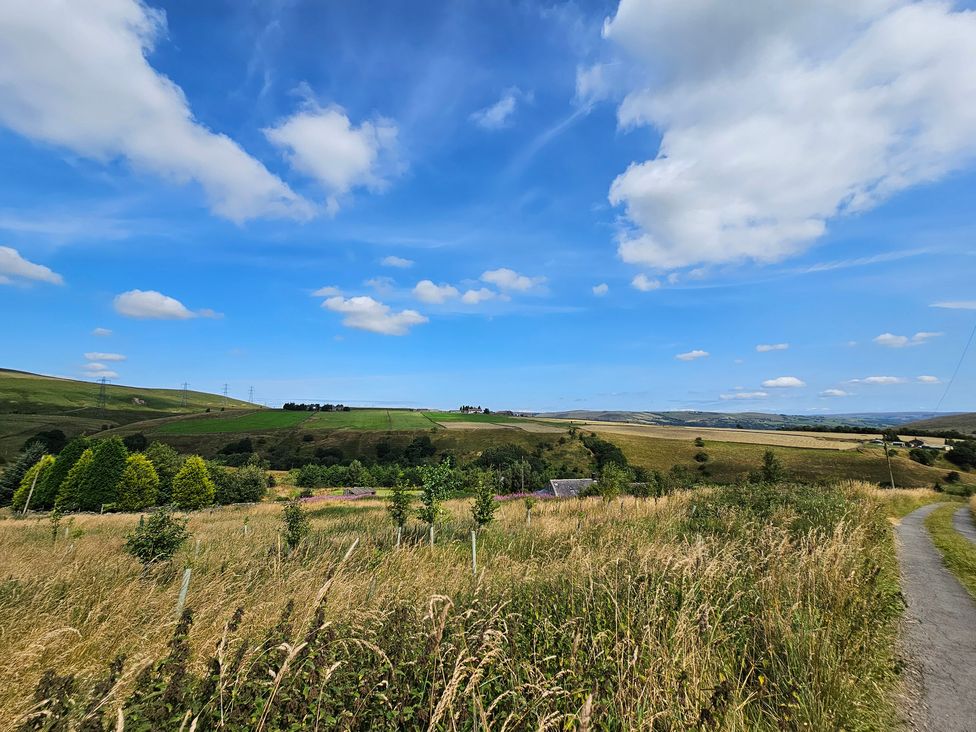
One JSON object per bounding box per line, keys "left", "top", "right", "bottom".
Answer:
{"left": 471, "top": 470, "right": 498, "bottom": 529}
{"left": 759, "top": 450, "right": 784, "bottom": 483}
{"left": 0, "top": 443, "right": 45, "bottom": 506}
{"left": 12, "top": 454, "right": 56, "bottom": 512}
{"left": 281, "top": 500, "right": 311, "bottom": 551}
{"left": 909, "top": 448, "right": 937, "bottom": 466}
{"left": 234, "top": 463, "right": 268, "bottom": 503}
{"left": 946, "top": 441, "right": 976, "bottom": 470}
{"left": 144, "top": 442, "right": 184, "bottom": 505}
{"left": 34, "top": 437, "right": 88, "bottom": 511}
{"left": 387, "top": 473, "right": 412, "bottom": 547}
{"left": 597, "top": 462, "right": 630, "bottom": 503}
{"left": 171, "top": 456, "right": 215, "bottom": 510}
{"left": 56, "top": 447, "right": 95, "bottom": 511}
{"left": 122, "top": 433, "right": 149, "bottom": 452}
{"left": 23, "top": 429, "right": 67, "bottom": 454}
{"left": 124, "top": 508, "right": 190, "bottom": 566}
{"left": 881, "top": 429, "right": 902, "bottom": 444}
{"left": 694, "top": 437, "right": 705, "bottom": 448}
{"left": 73, "top": 438, "right": 128, "bottom": 512}
{"left": 417, "top": 460, "right": 456, "bottom": 541}
{"left": 118, "top": 454, "right": 160, "bottom": 511}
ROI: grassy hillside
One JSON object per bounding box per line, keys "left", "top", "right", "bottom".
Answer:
{"left": 537, "top": 409, "right": 943, "bottom": 430}
{"left": 154, "top": 409, "right": 312, "bottom": 434}
{"left": 0, "top": 369, "right": 255, "bottom": 414}
{"left": 902, "top": 412, "right": 976, "bottom": 435}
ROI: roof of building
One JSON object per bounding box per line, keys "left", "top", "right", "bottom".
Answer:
{"left": 547, "top": 478, "right": 594, "bottom": 498}
{"left": 343, "top": 486, "right": 377, "bottom": 496}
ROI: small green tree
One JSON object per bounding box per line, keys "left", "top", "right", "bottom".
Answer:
{"left": 694, "top": 437, "right": 705, "bottom": 448}
{"left": 74, "top": 437, "right": 128, "bottom": 512}
{"left": 523, "top": 496, "right": 537, "bottom": 526}
{"left": 171, "top": 456, "right": 215, "bottom": 510}
{"left": 118, "top": 453, "right": 160, "bottom": 511}
{"left": 417, "top": 460, "right": 456, "bottom": 543}
{"left": 387, "top": 473, "right": 412, "bottom": 539}
{"left": 281, "top": 500, "right": 311, "bottom": 551}
{"left": 35, "top": 436, "right": 88, "bottom": 510}
{"left": 759, "top": 450, "right": 784, "bottom": 483}
{"left": 471, "top": 470, "right": 498, "bottom": 529}
{"left": 234, "top": 463, "right": 268, "bottom": 503}
{"left": 144, "top": 441, "right": 184, "bottom": 505}
{"left": 12, "top": 454, "right": 56, "bottom": 512}
{"left": 597, "top": 462, "right": 630, "bottom": 503}
{"left": 124, "top": 508, "right": 190, "bottom": 566}
{"left": 56, "top": 447, "right": 95, "bottom": 512}
{"left": 0, "top": 443, "right": 45, "bottom": 507}
{"left": 908, "top": 448, "right": 936, "bottom": 466}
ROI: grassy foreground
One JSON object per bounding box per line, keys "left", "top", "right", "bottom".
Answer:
{"left": 2, "top": 483, "right": 904, "bottom": 730}
{"left": 925, "top": 503, "right": 976, "bottom": 599}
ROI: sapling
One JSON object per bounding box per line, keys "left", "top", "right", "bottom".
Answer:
{"left": 470, "top": 471, "right": 498, "bottom": 575}
{"left": 523, "top": 497, "right": 537, "bottom": 527}
{"left": 387, "top": 473, "right": 412, "bottom": 549}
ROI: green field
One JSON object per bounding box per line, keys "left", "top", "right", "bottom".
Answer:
{"left": 0, "top": 369, "right": 254, "bottom": 414}
{"left": 154, "top": 410, "right": 310, "bottom": 434}
{"left": 426, "top": 411, "right": 526, "bottom": 424}
{"left": 306, "top": 409, "right": 438, "bottom": 431}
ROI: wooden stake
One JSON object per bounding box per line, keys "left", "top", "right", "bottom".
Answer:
{"left": 175, "top": 567, "right": 192, "bottom": 616}
{"left": 471, "top": 530, "right": 477, "bottom": 576}
{"left": 396, "top": 525, "right": 402, "bottom": 550}
{"left": 429, "top": 524, "right": 435, "bottom": 548}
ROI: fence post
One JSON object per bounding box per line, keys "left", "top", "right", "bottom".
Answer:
{"left": 429, "top": 524, "right": 435, "bottom": 548}
{"left": 471, "top": 530, "right": 478, "bottom": 576}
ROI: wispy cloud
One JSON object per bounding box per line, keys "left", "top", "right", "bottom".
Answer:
{"left": 931, "top": 300, "right": 976, "bottom": 310}
{"left": 873, "top": 331, "right": 942, "bottom": 348}
{"left": 676, "top": 349, "right": 709, "bottom": 361}
{"left": 761, "top": 376, "right": 806, "bottom": 388}
{"left": 756, "top": 343, "right": 788, "bottom": 352}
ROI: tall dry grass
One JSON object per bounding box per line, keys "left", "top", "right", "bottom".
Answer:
{"left": 1, "top": 482, "right": 902, "bottom": 729}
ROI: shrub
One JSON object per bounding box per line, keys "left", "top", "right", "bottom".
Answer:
{"left": 281, "top": 500, "right": 311, "bottom": 550}
{"left": 171, "top": 456, "right": 215, "bottom": 510}
{"left": 946, "top": 440, "right": 976, "bottom": 470}
{"left": 22, "top": 429, "right": 67, "bottom": 454}
{"left": 55, "top": 447, "right": 95, "bottom": 511}
{"left": 694, "top": 437, "right": 705, "bottom": 447}
{"left": 750, "top": 449, "right": 784, "bottom": 483}
{"left": 387, "top": 476, "right": 412, "bottom": 529}
{"left": 597, "top": 462, "right": 630, "bottom": 503}
{"left": 124, "top": 508, "right": 190, "bottom": 566}
{"left": 908, "top": 448, "right": 936, "bottom": 466}
{"left": 946, "top": 471, "right": 962, "bottom": 484}
{"left": 144, "top": 442, "right": 184, "bottom": 505}
{"left": 72, "top": 438, "right": 128, "bottom": 512}
{"left": 471, "top": 470, "right": 498, "bottom": 528}
{"left": 118, "top": 454, "right": 160, "bottom": 511}
{"left": 34, "top": 437, "right": 88, "bottom": 511}
{"left": 0, "top": 443, "right": 45, "bottom": 507}
{"left": 235, "top": 464, "right": 268, "bottom": 503}
{"left": 122, "top": 433, "right": 149, "bottom": 452}
{"left": 12, "top": 454, "right": 56, "bottom": 512}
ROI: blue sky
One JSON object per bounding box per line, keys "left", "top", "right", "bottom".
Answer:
{"left": 0, "top": 0, "right": 974, "bottom": 413}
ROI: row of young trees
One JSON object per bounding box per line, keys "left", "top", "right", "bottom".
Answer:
{"left": 0, "top": 436, "right": 270, "bottom": 514}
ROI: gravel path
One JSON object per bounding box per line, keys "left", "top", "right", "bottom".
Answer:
{"left": 952, "top": 505, "right": 976, "bottom": 545}
{"left": 895, "top": 503, "right": 976, "bottom": 731}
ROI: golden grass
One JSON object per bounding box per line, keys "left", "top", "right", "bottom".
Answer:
{"left": 0, "top": 483, "right": 903, "bottom": 729}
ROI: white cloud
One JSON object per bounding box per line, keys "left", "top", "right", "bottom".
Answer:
{"left": 592, "top": 283, "right": 609, "bottom": 296}
{"left": 820, "top": 388, "right": 849, "bottom": 398}
{"left": 365, "top": 276, "right": 396, "bottom": 295}
{"left": 322, "top": 295, "right": 426, "bottom": 336}
{"left": 113, "top": 289, "right": 214, "bottom": 320}
{"left": 631, "top": 273, "right": 661, "bottom": 291}
{"left": 874, "top": 331, "right": 943, "bottom": 348}
{"left": 932, "top": 300, "right": 976, "bottom": 310}
{"left": 265, "top": 103, "right": 398, "bottom": 214}
{"left": 0, "top": 246, "right": 63, "bottom": 285}
{"left": 602, "top": 1, "right": 976, "bottom": 269}
{"left": 756, "top": 343, "right": 789, "bottom": 352}
{"left": 381, "top": 255, "right": 414, "bottom": 269}
{"left": 470, "top": 89, "right": 522, "bottom": 130}
{"left": 81, "top": 364, "right": 119, "bottom": 379}
{"left": 917, "top": 375, "right": 941, "bottom": 384}
{"left": 720, "top": 391, "right": 768, "bottom": 400}
{"left": 461, "top": 288, "right": 497, "bottom": 305}
{"left": 84, "top": 352, "right": 126, "bottom": 362}
{"left": 0, "top": 1, "right": 311, "bottom": 222}
{"left": 91, "top": 327, "right": 112, "bottom": 337}
{"left": 312, "top": 286, "right": 341, "bottom": 297}
{"left": 676, "top": 349, "right": 709, "bottom": 361}
{"left": 413, "top": 280, "right": 460, "bottom": 304}
{"left": 481, "top": 268, "right": 545, "bottom": 292}
{"left": 850, "top": 375, "right": 906, "bottom": 385}
{"left": 761, "top": 376, "right": 806, "bottom": 388}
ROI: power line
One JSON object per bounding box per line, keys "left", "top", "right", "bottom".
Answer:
{"left": 96, "top": 377, "right": 108, "bottom": 410}
{"left": 222, "top": 383, "right": 229, "bottom": 408}
{"left": 934, "top": 319, "right": 976, "bottom": 413}
{"left": 180, "top": 382, "right": 189, "bottom": 408}
{"left": 248, "top": 385, "right": 254, "bottom": 403}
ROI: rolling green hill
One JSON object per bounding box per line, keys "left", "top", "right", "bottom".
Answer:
{"left": 901, "top": 413, "right": 976, "bottom": 435}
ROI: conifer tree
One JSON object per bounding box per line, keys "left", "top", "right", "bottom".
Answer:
{"left": 171, "top": 456, "right": 215, "bottom": 510}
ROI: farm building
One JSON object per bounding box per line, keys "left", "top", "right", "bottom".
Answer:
{"left": 542, "top": 478, "right": 594, "bottom": 498}
{"left": 343, "top": 487, "right": 377, "bottom": 497}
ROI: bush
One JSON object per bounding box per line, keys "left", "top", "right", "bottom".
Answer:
{"left": 946, "top": 471, "right": 962, "bottom": 484}
{"left": 171, "top": 456, "right": 215, "bottom": 510}
{"left": 908, "top": 448, "right": 936, "bottom": 466}
{"left": 144, "top": 442, "right": 184, "bottom": 505}
{"left": 55, "top": 447, "right": 95, "bottom": 511}
{"left": 0, "top": 443, "right": 45, "bottom": 507}
{"left": 694, "top": 437, "right": 705, "bottom": 447}
{"left": 946, "top": 441, "right": 976, "bottom": 470}
{"left": 118, "top": 454, "right": 160, "bottom": 511}
{"left": 70, "top": 438, "right": 128, "bottom": 512}
{"left": 122, "top": 433, "right": 149, "bottom": 452}
{"left": 11, "top": 454, "right": 56, "bottom": 512}
{"left": 34, "top": 437, "right": 88, "bottom": 511}
{"left": 471, "top": 470, "right": 498, "bottom": 528}
{"left": 281, "top": 500, "right": 311, "bottom": 550}
{"left": 22, "top": 429, "right": 67, "bottom": 454}
{"left": 124, "top": 508, "right": 190, "bottom": 566}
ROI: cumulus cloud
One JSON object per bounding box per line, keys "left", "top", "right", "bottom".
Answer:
{"left": 0, "top": 246, "right": 63, "bottom": 285}
{"left": 592, "top": 283, "right": 609, "bottom": 296}
{"left": 631, "top": 273, "right": 661, "bottom": 291}
{"left": 0, "top": 1, "right": 311, "bottom": 222}
{"left": 470, "top": 88, "right": 523, "bottom": 129}
{"left": 461, "top": 288, "right": 497, "bottom": 305}
{"left": 265, "top": 103, "right": 398, "bottom": 214}
{"left": 365, "top": 276, "right": 396, "bottom": 295}
{"left": 413, "top": 280, "right": 460, "bottom": 304}
{"left": 601, "top": 1, "right": 976, "bottom": 269}
{"left": 720, "top": 391, "right": 768, "bottom": 400}
{"left": 81, "top": 363, "right": 119, "bottom": 379}
{"left": 756, "top": 343, "right": 789, "bottom": 352}
{"left": 481, "top": 268, "right": 545, "bottom": 292}
{"left": 381, "top": 255, "right": 414, "bottom": 269}
{"left": 676, "top": 349, "right": 708, "bottom": 361}
{"left": 932, "top": 300, "right": 976, "bottom": 310}
{"left": 873, "top": 331, "right": 943, "bottom": 348}
{"left": 820, "top": 388, "right": 849, "bottom": 397}
{"left": 850, "top": 375, "right": 906, "bottom": 385}
{"left": 917, "top": 375, "right": 941, "bottom": 383}
{"left": 312, "top": 286, "right": 341, "bottom": 297}
{"left": 113, "top": 289, "right": 216, "bottom": 320}
{"left": 322, "top": 295, "right": 426, "bottom": 335}
{"left": 91, "top": 327, "right": 112, "bottom": 337}
{"left": 84, "top": 352, "right": 126, "bottom": 362}
{"left": 761, "top": 376, "right": 806, "bottom": 388}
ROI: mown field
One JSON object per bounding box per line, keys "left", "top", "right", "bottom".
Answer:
{"left": 1, "top": 483, "right": 911, "bottom": 730}
{"left": 154, "top": 410, "right": 312, "bottom": 434}
{"left": 306, "top": 409, "right": 438, "bottom": 431}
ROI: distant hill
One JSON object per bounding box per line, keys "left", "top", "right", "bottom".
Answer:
{"left": 532, "top": 410, "right": 949, "bottom": 431}
{"left": 0, "top": 369, "right": 255, "bottom": 415}
{"left": 901, "top": 412, "right": 976, "bottom": 435}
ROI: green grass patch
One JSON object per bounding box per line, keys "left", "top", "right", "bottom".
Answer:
{"left": 154, "top": 410, "right": 311, "bottom": 434}
{"left": 426, "top": 411, "right": 525, "bottom": 424}
{"left": 306, "top": 409, "right": 438, "bottom": 431}
{"left": 925, "top": 504, "right": 976, "bottom": 599}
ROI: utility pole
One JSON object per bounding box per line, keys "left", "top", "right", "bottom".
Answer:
{"left": 180, "top": 382, "right": 189, "bottom": 408}
{"left": 96, "top": 377, "right": 108, "bottom": 410}
{"left": 248, "top": 385, "right": 254, "bottom": 404}
{"left": 222, "top": 383, "right": 229, "bottom": 408}
{"left": 882, "top": 437, "right": 896, "bottom": 490}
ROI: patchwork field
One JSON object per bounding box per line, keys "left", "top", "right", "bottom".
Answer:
{"left": 153, "top": 410, "right": 311, "bottom": 434}
{"left": 306, "top": 409, "right": 438, "bottom": 431}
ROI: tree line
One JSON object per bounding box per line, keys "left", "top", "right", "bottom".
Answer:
{"left": 281, "top": 403, "right": 351, "bottom": 412}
